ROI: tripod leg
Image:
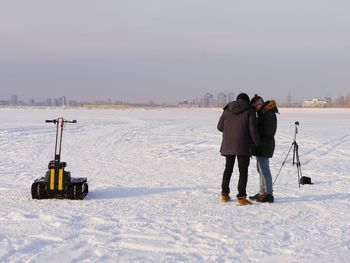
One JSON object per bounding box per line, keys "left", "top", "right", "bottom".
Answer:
{"left": 273, "top": 143, "right": 294, "bottom": 185}
{"left": 295, "top": 145, "right": 302, "bottom": 188}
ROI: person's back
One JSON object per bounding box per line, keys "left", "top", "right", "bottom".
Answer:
{"left": 218, "top": 99, "right": 260, "bottom": 156}
{"left": 217, "top": 93, "right": 260, "bottom": 206}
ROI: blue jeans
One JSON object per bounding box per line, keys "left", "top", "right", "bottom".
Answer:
{"left": 256, "top": 157, "right": 273, "bottom": 195}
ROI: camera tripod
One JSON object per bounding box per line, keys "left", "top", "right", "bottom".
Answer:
{"left": 273, "top": 121, "right": 303, "bottom": 188}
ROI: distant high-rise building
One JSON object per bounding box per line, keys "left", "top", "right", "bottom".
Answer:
{"left": 228, "top": 92, "right": 235, "bottom": 102}
{"left": 46, "top": 98, "right": 52, "bottom": 106}
{"left": 11, "top": 95, "right": 18, "bottom": 105}
{"left": 29, "top": 98, "right": 35, "bottom": 105}
{"left": 61, "top": 96, "right": 67, "bottom": 106}
{"left": 54, "top": 98, "right": 59, "bottom": 106}
{"left": 217, "top": 92, "right": 228, "bottom": 107}
{"left": 200, "top": 93, "right": 214, "bottom": 107}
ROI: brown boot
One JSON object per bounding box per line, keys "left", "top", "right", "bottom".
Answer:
{"left": 249, "top": 192, "right": 267, "bottom": 202}
{"left": 236, "top": 196, "right": 252, "bottom": 206}
{"left": 220, "top": 194, "right": 231, "bottom": 203}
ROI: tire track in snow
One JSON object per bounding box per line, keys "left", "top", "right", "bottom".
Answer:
{"left": 296, "top": 134, "right": 350, "bottom": 166}
{"left": 62, "top": 121, "right": 146, "bottom": 189}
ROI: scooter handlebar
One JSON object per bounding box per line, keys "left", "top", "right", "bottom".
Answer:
{"left": 45, "top": 119, "right": 77, "bottom": 123}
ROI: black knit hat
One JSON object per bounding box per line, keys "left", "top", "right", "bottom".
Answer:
{"left": 250, "top": 94, "right": 263, "bottom": 105}
{"left": 236, "top": 93, "right": 250, "bottom": 102}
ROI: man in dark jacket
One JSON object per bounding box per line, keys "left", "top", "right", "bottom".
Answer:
{"left": 217, "top": 93, "right": 260, "bottom": 206}
{"left": 249, "top": 94, "right": 278, "bottom": 203}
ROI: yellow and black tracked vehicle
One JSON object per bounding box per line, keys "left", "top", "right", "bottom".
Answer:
{"left": 31, "top": 117, "right": 88, "bottom": 200}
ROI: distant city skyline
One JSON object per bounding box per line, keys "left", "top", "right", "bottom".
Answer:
{"left": 1, "top": 1, "right": 350, "bottom": 103}
{"left": 2, "top": 90, "right": 349, "bottom": 108}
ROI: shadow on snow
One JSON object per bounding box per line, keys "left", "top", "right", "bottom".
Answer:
{"left": 276, "top": 193, "right": 350, "bottom": 203}
{"left": 86, "top": 186, "right": 189, "bottom": 200}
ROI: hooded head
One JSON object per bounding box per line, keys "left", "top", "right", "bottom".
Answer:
{"left": 250, "top": 94, "right": 263, "bottom": 105}
{"left": 250, "top": 94, "right": 264, "bottom": 111}
{"left": 236, "top": 93, "right": 250, "bottom": 103}
{"left": 225, "top": 93, "right": 251, "bottom": 115}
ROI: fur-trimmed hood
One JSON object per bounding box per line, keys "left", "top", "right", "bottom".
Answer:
{"left": 260, "top": 100, "right": 279, "bottom": 114}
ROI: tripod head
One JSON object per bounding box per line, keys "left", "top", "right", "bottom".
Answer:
{"left": 294, "top": 121, "right": 299, "bottom": 142}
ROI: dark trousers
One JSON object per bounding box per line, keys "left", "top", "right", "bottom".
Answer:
{"left": 221, "top": 155, "right": 250, "bottom": 197}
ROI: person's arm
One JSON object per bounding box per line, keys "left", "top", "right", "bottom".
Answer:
{"left": 259, "top": 113, "right": 277, "bottom": 138}
{"left": 263, "top": 113, "right": 277, "bottom": 138}
{"left": 217, "top": 112, "right": 225, "bottom": 132}
{"left": 249, "top": 112, "right": 260, "bottom": 146}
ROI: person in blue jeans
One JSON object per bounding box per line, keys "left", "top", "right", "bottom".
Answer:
{"left": 249, "top": 95, "right": 279, "bottom": 203}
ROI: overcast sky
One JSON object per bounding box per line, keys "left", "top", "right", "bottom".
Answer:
{"left": 1, "top": 0, "right": 350, "bottom": 104}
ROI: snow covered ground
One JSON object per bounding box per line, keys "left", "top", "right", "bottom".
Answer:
{"left": 1, "top": 107, "right": 350, "bottom": 262}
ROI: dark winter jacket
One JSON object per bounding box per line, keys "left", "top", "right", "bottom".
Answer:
{"left": 254, "top": 100, "right": 279, "bottom": 158}
{"left": 217, "top": 99, "right": 260, "bottom": 156}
